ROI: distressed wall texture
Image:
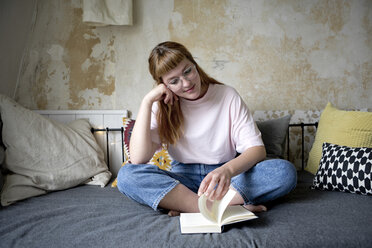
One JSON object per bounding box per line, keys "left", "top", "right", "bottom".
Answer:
{"left": 15, "top": 0, "right": 372, "bottom": 116}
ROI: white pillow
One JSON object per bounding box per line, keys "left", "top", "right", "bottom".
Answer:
{"left": 0, "top": 94, "right": 111, "bottom": 206}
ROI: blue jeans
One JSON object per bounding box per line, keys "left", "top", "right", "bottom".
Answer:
{"left": 117, "top": 159, "right": 297, "bottom": 210}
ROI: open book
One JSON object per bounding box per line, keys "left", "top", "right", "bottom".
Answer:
{"left": 180, "top": 189, "right": 258, "bottom": 234}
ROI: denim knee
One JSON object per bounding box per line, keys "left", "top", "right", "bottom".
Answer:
{"left": 273, "top": 159, "right": 297, "bottom": 195}
{"left": 231, "top": 159, "right": 297, "bottom": 205}
{"left": 116, "top": 163, "right": 137, "bottom": 195}
{"left": 116, "top": 163, "right": 150, "bottom": 195}
{"left": 116, "top": 163, "right": 180, "bottom": 210}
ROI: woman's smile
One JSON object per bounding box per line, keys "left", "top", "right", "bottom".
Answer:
{"left": 184, "top": 85, "right": 195, "bottom": 93}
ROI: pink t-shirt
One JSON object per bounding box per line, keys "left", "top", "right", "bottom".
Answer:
{"left": 150, "top": 84, "right": 263, "bottom": 164}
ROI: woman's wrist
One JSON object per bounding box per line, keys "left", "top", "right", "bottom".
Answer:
{"left": 142, "top": 94, "right": 155, "bottom": 107}
{"left": 226, "top": 146, "right": 266, "bottom": 177}
{"left": 222, "top": 161, "right": 238, "bottom": 178}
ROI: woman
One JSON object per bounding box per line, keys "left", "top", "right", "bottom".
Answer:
{"left": 117, "top": 41, "right": 296, "bottom": 216}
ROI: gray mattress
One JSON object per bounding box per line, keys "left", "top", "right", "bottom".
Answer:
{"left": 1, "top": 171, "right": 371, "bottom": 248}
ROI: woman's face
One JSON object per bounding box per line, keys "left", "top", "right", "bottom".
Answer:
{"left": 161, "top": 59, "right": 206, "bottom": 101}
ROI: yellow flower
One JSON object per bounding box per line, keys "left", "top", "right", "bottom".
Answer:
{"left": 150, "top": 149, "right": 172, "bottom": 171}
{"left": 111, "top": 148, "right": 173, "bottom": 188}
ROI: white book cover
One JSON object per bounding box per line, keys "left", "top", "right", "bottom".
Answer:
{"left": 180, "top": 189, "right": 258, "bottom": 234}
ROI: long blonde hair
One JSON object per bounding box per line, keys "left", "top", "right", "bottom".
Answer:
{"left": 148, "top": 41, "right": 222, "bottom": 145}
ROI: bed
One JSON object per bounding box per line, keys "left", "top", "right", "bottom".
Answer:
{"left": 1, "top": 95, "right": 371, "bottom": 248}
{"left": 1, "top": 171, "right": 371, "bottom": 247}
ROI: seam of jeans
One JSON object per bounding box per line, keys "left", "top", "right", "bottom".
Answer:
{"left": 152, "top": 180, "right": 180, "bottom": 211}
{"left": 230, "top": 181, "right": 253, "bottom": 205}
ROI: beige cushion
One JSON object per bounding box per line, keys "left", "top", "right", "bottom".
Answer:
{"left": 0, "top": 94, "right": 111, "bottom": 206}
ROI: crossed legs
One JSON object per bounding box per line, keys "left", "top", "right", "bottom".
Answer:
{"left": 117, "top": 159, "right": 296, "bottom": 215}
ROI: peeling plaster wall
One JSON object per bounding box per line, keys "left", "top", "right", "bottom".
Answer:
{"left": 0, "top": 0, "right": 36, "bottom": 98}
{"left": 12, "top": 0, "right": 372, "bottom": 116}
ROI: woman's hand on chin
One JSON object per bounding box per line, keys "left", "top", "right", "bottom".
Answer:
{"left": 145, "top": 84, "right": 178, "bottom": 105}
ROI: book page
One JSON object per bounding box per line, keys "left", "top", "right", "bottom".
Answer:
{"left": 181, "top": 189, "right": 257, "bottom": 233}
{"left": 221, "top": 205, "right": 257, "bottom": 225}
{"left": 198, "top": 188, "right": 237, "bottom": 225}
{"left": 216, "top": 189, "right": 237, "bottom": 225}
{"left": 198, "top": 194, "right": 217, "bottom": 222}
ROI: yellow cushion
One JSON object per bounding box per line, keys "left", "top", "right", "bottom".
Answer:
{"left": 111, "top": 117, "right": 173, "bottom": 187}
{"left": 111, "top": 148, "right": 172, "bottom": 188}
{"left": 307, "top": 102, "right": 372, "bottom": 174}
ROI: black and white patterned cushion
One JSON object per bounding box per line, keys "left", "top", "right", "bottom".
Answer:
{"left": 312, "top": 142, "right": 372, "bottom": 195}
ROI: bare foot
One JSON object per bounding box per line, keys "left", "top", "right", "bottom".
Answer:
{"left": 168, "top": 210, "right": 181, "bottom": 217}
{"left": 243, "top": 204, "right": 267, "bottom": 212}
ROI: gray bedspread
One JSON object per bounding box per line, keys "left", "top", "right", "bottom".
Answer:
{"left": 1, "top": 171, "right": 371, "bottom": 248}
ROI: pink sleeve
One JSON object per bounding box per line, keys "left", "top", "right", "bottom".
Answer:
{"left": 231, "top": 93, "right": 264, "bottom": 153}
